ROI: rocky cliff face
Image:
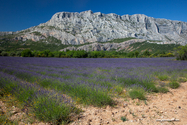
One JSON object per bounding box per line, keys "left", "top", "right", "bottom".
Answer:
{"left": 4, "top": 10, "right": 187, "bottom": 45}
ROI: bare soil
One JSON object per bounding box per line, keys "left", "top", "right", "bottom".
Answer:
{"left": 70, "top": 82, "right": 187, "bottom": 125}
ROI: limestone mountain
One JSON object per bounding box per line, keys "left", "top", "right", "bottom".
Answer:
{"left": 1, "top": 10, "right": 187, "bottom": 46}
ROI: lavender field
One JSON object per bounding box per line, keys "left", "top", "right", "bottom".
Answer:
{"left": 0, "top": 57, "right": 187, "bottom": 123}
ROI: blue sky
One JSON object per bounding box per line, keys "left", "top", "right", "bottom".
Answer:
{"left": 0, "top": 0, "right": 187, "bottom": 31}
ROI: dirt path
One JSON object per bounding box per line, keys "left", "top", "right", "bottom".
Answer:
{"left": 71, "top": 82, "right": 187, "bottom": 125}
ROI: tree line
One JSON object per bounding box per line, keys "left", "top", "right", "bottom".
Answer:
{"left": 0, "top": 49, "right": 176, "bottom": 58}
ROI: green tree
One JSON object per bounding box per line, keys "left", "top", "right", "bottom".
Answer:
{"left": 66, "top": 50, "right": 74, "bottom": 58}
{"left": 43, "top": 50, "right": 51, "bottom": 57}
{"left": 175, "top": 45, "right": 187, "bottom": 60}
{"left": 16, "top": 51, "right": 22, "bottom": 57}
{"left": 73, "top": 51, "right": 79, "bottom": 58}
{"left": 21, "top": 49, "right": 33, "bottom": 57}
{"left": 48, "top": 52, "right": 54, "bottom": 57}
{"left": 127, "top": 52, "right": 135, "bottom": 58}
{"left": 53, "top": 51, "right": 61, "bottom": 58}
{"left": 143, "top": 50, "right": 151, "bottom": 57}
{"left": 73, "top": 50, "right": 87, "bottom": 58}
{"left": 32, "top": 50, "right": 39, "bottom": 57}
{"left": 90, "top": 51, "right": 99, "bottom": 58}
{"left": 134, "top": 51, "right": 139, "bottom": 58}
{"left": 9, "top": 51, "right": 16, "bottom": 56}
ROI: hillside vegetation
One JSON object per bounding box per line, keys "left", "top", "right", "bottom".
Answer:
{"left": 0, "top": 36, "right": 71, "bottom": 52}
{"left": 127, "top": 41, "right": 179, "bottom": 53}
{"left": 0, "top": 35, "right": 181, "bottom": 58}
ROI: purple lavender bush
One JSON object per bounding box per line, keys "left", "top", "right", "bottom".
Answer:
{"left": 0, "top": 71, "right": 79, "bottom": 124}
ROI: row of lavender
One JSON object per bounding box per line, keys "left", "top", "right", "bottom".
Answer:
{"left": 1, "top": 57, "right": 187, "bottom": 93}
{"left": 1, "top": 57, "right": 187, "bottom": 94}
{"left": 0, "top": 57, "right": 187, "bottom": 123}
{"left": 1, "top": 57, "right": 187, "bottom": 81}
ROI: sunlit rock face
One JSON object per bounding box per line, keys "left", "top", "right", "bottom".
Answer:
{"left": 14, "top": 10, "right": 187, "bottom": 45}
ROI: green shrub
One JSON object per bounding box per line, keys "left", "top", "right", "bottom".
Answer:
{"left": 158, "top": 75, "right": 169, "bottom": 81}
{"left": 114, "top": 85, "right": 123, "bottom": 95}
{"left": 144, "top": 83, "right": 159, "bottom": 92}
{"left": 0, "top": 49, "right": 3, "bottom": 56}
{"left": 9, "top": 51, "right": 16, "bottom": 56}
{"left": 178, "top": 77, "right": 187, "bottom": 83}
{"left": 128, "top": 86, "right": 146, "bottom": 100}
{"left": 121, "top": 116, "right": 128, "bottom": 122}
{"left": 169, "top": 81, "right": 180, "bottom": 89}
{"left": 16, "top": 51, "right": 21, "bottom": 57}
{"left": 158, "top": 87, "right": 169, "bottom": 93}
{"left": 159, "top": 53, "right": 174, "bottom": 57}
{"left": 32, "top": 31, "right": 42, "bottom": 36}
{"left": 1, "top": 51, "right": 8, "bottom": 56}
{"left": 166, "top": 53, "right": 174, "bottom": 57}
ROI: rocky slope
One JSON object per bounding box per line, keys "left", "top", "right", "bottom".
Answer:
{"left": 60, "top": 39, "right": 145, "bottom": 51}
{"left": 2, "top": 10, "right": 187, "bottom": 46}
{"left": 0, "top": 31, "right": 19, "bottom": 36}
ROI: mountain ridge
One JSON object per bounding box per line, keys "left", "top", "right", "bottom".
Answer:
{"left": 1, "top": 10, "right": 187, "bottom": 46}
